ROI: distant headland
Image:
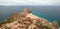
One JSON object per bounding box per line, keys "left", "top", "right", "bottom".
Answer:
{"left": 0, "top": 8, "right": 58, "bottom": 29}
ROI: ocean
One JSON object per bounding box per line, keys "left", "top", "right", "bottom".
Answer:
{"left": 0, "top": 6, "right": 60, "bottom": 27}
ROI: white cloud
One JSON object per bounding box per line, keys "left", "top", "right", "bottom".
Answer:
{"left": 0, "top": 0, "right": 60, "bottom": 6}
{"left": 0, "top": 0, "right": 16, "bottom": 5}
{"left": 16, "top": 0, "right": 60, "bottom": 6}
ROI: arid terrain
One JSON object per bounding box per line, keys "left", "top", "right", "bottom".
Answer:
{"left": 0, "top": 8, "right": 58, "bottom": 29}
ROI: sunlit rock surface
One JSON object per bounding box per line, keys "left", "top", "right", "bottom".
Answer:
{"left": 52, "top": 20, "right": 58, "bottom": 29}
{"left": 0, "top": 9, "right": 58, "bottom": 29}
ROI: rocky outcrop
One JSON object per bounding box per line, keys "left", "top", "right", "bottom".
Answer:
{"left": 52, "top": 20, "right": 58, "bottom": 29}
{"left": 0, "top": 8, "right": 58, "bottom": 29}
{"left": 7, "top": 8, "right": 31, "bottom": 23}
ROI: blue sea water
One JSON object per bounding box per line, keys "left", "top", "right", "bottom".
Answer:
{"left": 0, "top": 6, "right": 60, "bottom": 27}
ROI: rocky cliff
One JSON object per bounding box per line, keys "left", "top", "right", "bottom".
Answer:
{"left": 0, "top": 8, "right": 58, "bottom": 29}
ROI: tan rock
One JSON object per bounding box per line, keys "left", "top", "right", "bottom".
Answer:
{"left": 0, "top": 9, "right": 59, "bottom": 29}
{"left": 28, "top": 24, "right": 38, "bottom": 29}
{"left": 52, "top": 20, "right": 58, "bottom": 29}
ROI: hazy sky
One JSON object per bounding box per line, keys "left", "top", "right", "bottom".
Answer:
{"left": 0, "top": 0, "right": 60, "bottom": 6}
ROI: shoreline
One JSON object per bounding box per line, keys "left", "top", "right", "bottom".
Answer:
{"left": 30, "top": 13, "right": 60, "bottom": 28}
{"left": 30, "top": 13, "right": 39, "bottom": 18}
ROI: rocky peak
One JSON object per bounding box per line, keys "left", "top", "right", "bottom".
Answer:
{"left": 21, "top": 8, "right": 31, "bottom": 14}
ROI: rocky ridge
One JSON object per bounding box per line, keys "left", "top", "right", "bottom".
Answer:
{"left": 0, "top": 8, "right": 58, "bottom": 29}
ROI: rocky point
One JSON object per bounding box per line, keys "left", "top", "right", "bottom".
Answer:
{"left": 0, "top": 8, "right": 58, "bottom": 29}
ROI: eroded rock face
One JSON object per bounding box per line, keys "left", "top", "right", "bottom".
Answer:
{"left": 0, "top": 9, "right": 58, "bottom": 29}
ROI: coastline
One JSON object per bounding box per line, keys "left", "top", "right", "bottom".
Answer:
{"left": 30, "top": 13, "right": 60, "bottom": 28}
{"left": 0, "top": 9, "right": 59, "bottom": 29}
{"left": 30, "top": 13, "right": 39, "bottom": 18}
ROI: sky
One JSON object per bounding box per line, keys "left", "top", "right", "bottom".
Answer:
{"left": 0, "top": 0, "right": 60, "bottom": 6}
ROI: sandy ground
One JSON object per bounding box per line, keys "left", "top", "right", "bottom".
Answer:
{"left": 26, "top": 13, "right": 39, "bottom": 19}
